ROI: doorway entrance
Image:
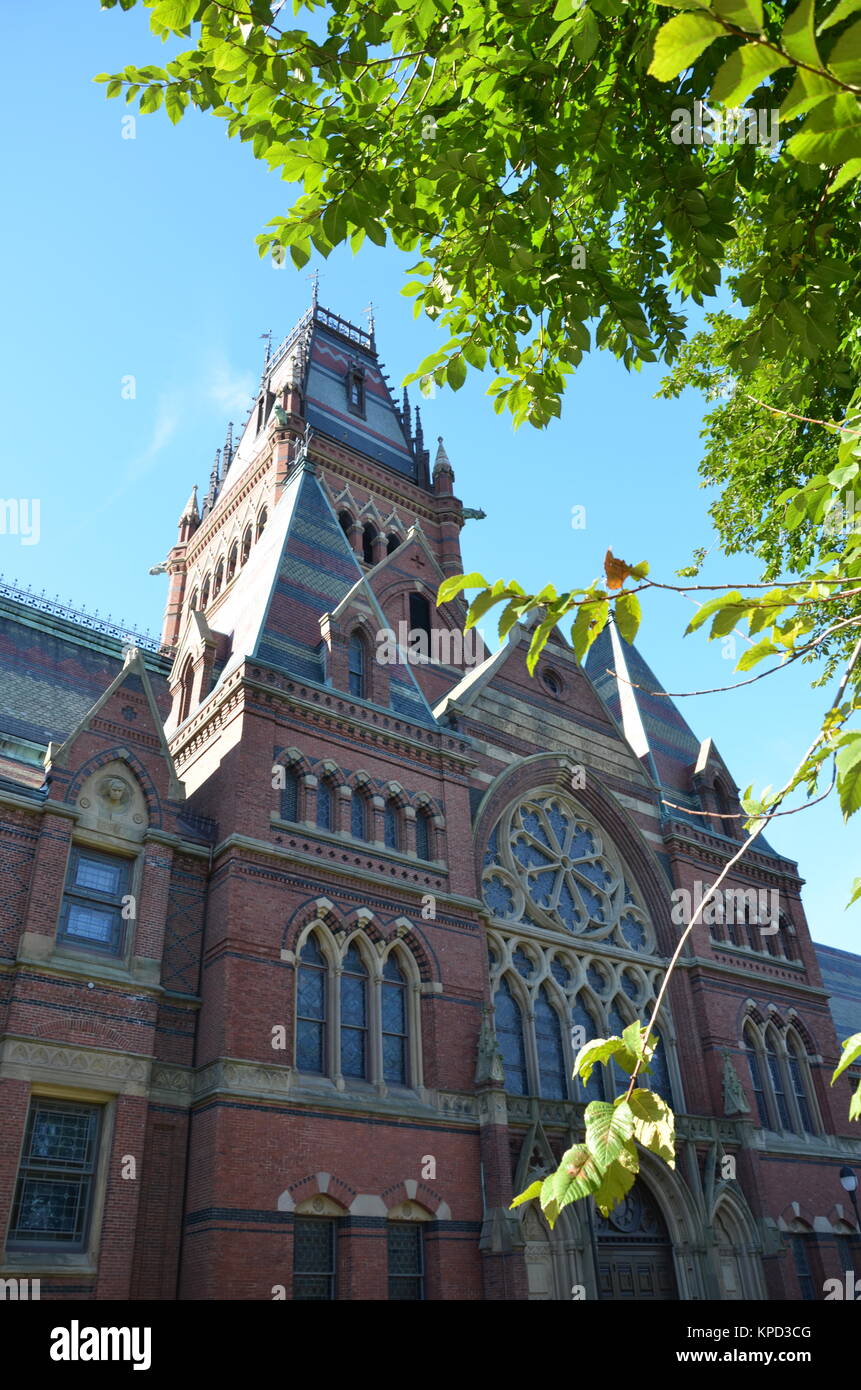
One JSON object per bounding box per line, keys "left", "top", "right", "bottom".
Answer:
{"left": 595, "top": 1179, "right": 678, "bottom": 1300}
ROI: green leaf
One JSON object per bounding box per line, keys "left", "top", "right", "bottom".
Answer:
{"left": 628, "top": 1088, "right": 677, "bottom": 1167}
{"left": 787, "top": 93, "right": 861, "bottom": 164}
{"left": 614, "top": 592, "right": 642, "bottom": 644}
{"left": 437, "top": 572, "right": 487, "bottom": 604}
{"left": 510, "top": 1179, "right": 544, "bottom": 1209}
{"left": 832, "top": 1031, "right": 861, "bottom": 1081}
{"left": 846, "top": 877, "right": 861, "bottom": 908}
{"left": 540, "top": 1144, "right": 603, "bottom": 1227}
{"left": 713, "top": 0, "right": 764, "bottom": 32}
{"left": 780, "top": 67, "right": 836, "bottom": 121}
{"left": 212, "top": 41, "right": 247, "bottom": 73}
{"left": 782, "top": 0, "right": 822, "bottom": 68}
{"left": 735, "top": 638, "right": 779, "bottom": 671}
{"left": 574, "top": 1036, "right": 628, "bottom": 1084}
{"left": 836, "top": 732, "right": 861, "bottom": 817}
{"left": 446, "top": 354, "right": 467, "bottom": 391}
{"left": 850, "top": 1081, "right": 861, "bottom": 1121}
{"left": 571, "top": 598, "right": 609, "bottom": 663}
{"left": 648, "top": 13, "right": 725, "bottom": 81}
{"left": 829, "top": 18, "right": 861, "bottom": 81}
{"left": 686, "top": 591, "right": 743, "bottom": 634}
{"left": 593, "top": 1148, "right": 639, "bottom": 1215}
{"left": 710, "top": 44, "right": 789, "bottom": 106}
{"left": 465, "top": 586, "right": 507, "bottom": 631}
{"left": 820, "top": 0, "right": 861, "bottom": 32}
{"left": 584, "top": 1100, "right": 635, "bottom": 1166}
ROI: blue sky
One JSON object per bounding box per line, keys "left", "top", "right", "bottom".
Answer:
{"left": 1, "top": 2, "right": 857, "bottom": 950}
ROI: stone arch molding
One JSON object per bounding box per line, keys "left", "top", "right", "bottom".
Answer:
{"left": 475, "top": 754, "right": 676, "bottom": 955}
{"left": 70, "top": 754, "right": 154, "bottom": 843}
{"left": 277, "top": 1173, "right": 449, "bottom": 1220}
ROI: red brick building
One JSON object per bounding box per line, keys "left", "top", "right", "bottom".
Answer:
{"left": 0, "top": 299, "right": 859, "bottom": 1301}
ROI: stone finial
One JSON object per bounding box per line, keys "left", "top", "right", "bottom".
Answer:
{"left": 179, "top": 484, "right": 199, "bottom": 525}
{"left": 433, "top": 435, "right": 454, "bottom": 475}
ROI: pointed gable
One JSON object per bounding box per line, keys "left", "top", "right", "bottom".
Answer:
{"left": 200, "top": 462, "right": 438, "bottom": 728}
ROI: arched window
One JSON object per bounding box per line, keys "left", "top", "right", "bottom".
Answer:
{"left": 714, "top": 782, "right": 736, "bottom": 838}
{"left": 787, "top": 1035, "right": 815, "bottom": 1133}
{"left": 212, "top": 559, "right": 224, "bottom": 599}
{"left": 338, "top": 510, "right": 353, "bottom": 540}
{"left": 382, "top": 956, "right": 408, "bottom": 1085}
{"left": 386, "top": 532, "right": 400, "bottom": 555}
{"left": 362, "top": 523, "right": 377, "bottom": 565}
{"left": 226, "top": 542, "right": 238, "bottom": 582}
{"left": 340, "top": 944, "right": 368, "bottom": 1079}
{"left": 316, "top": 777, "right": 334, "bottom": 832}
{"left": 494, "top": 977, "right": 528, "bottom": 1095}
{"left": 281, "top": 766, "right": 301, "bottom": 822}
{"left": 535, "top": 986, "right": 566, "bottom": 1100}
{"left": 765, "top": 1031, "right": 792, "bottom": 1129}
{"left": 571, "top": 995, "right": 603, "bottom": 1102}
{"left": 188, "top": 588, "right": 199, "bottom": 612}
{"left": 348, "top": 632, "right": 366, "bottom": 699}
{"left": 296, "top": 935, "right": 327, "bottom": 1073}
{"left": 744, "top": 1027, "right": 770, "bottom": 1127}
{"left": 384, "top": 799, "right": 400, "bottom": 851}
{"left": 648, "top": 1029, "right": 673, "bottom": 1104}
{"left": 241, "top": 525, "right": 252, "bottom": 566}
{"left": 201, "top": 575, "right": 211, "bottom": 609}
{"left": 415, "top": 808, "right": 432, "bottom": 861}
{"left": 256, "top": 506, "right": 268, "bottom": 541}
{"left": 351, "top": 788, "right": 369, "bottom": 841}
{"left": 409, "top": 591, "right": 432, "bottom": 639}
{"left": 178, "top": 657, "right": 195, "bottom": 723}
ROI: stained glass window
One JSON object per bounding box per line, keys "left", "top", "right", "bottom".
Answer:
{"left": 512, "top": 948, "right": 534, "bottom": 979}
{"left": 281, "top": 768, "right": 300, "bottom": 822}
{"left": 787, "top": 1042, "right": 814, "bottom": 1133}
{"left": 348, "top": 633, "right": 365, "bottom": 699}
{"left": 494, "top": 977, "right": 528, "bottom": 1095}
{"left": 415, "top": 810, "right": 431, "bottom": 861}
{"left": 648, "top": 1032, "right": 673, "bottom": 1105}
{"left": 341, "top": 945, "right": 368, "bottom": 1079}
{"left": 571, "top": 996, "right": 602, "bottom": 1102}
{"left": 535, "top": 987, "right": 567, "bottom": 1100}
{"left": 382, "top": 956, "right": 408, "bottom": 1085}
{"left": 58, "top": 847, "right": 130, "bottom": 955}
{"left": 607, "top": 1002, "right": 630, "bottom": 1097}
{"left": 550, "top": 958, "right": 571, "bottom": 988}
{"left": 316, "top": 778, "right": 333, "bottom": 831}
{"left": 297, "top": 935, "right": 326, "bottom": 1073}
{"left": 384, "top": 801, "right": 399, "bottom": 851}
{"left": 388, "top": 1222, "right": 424, "bottom": 1300}
{"left": 745, "top": 1033, "right": 770, "bottom": 1128}
{"left": 351, "top": 790, "right": 367, "bottom": 840}
{"left": 293, "top": 1218, "right": 336, "bottom": 1299}
{"left": 791, "top": 1235, "right": 815, "bottom": 1301}
{"left": 766, "top": 1037, "right": 792, "bottom": 1129}
{"left": 480, "top": 792, "right": 656, "bottom": 952}
{"left": 8, "top": 1101, "right": 101, "bottom": 1248}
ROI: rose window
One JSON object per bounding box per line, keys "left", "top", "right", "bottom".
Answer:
{"left": 482, "top": 790, "right": 654, "bottom": 951}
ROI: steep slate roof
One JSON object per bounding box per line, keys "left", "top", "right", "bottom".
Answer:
{"left": 221, "top": 304, "right": 427, "bottom": 497}
{"left": 815, "top": 943, "right": 861, "bottom": 1045}
{"left": 585, "top": 622, "right": 791, "bottom": 860}
{"left": 304, "top": 315, "right": 419, "bottom": 481}
{"left": 0, "top": 593, "right": 171, "bottom": 753}
{"left": 210, "top": 464, "right": 438, "bottom": 728}
{"left": 585, "top": 623, "right": 701, "bottom": 803}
